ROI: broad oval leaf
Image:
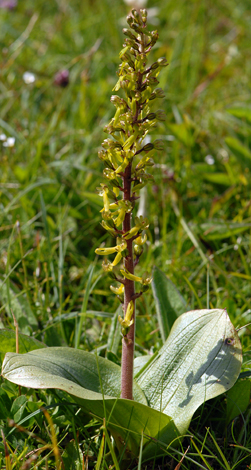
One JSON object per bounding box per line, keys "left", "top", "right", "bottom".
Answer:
{"left": 1, "top": 310, "right": 242, "bottom": 457}
{"left": 1, "top": 348, "right": 146, "bottom": 405}
{"left": 137, "top": 309, "right": 242, "bottom": 435}
{"left": 1, "top": 347, "right": 179, "bottom": 456}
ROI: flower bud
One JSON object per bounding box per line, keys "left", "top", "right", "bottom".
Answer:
{"left": 141, "top": 9, "right": 147, "bottom": 23}
{"left": 98, "top": 150, "right": 114, "bottom": 169}
{"left": 145, "top": 113, "right": 156, "bottom": 121}
{"left": 110, "top": 95, "right": 128, "bottom": 110}
{"left": 130, "top": 22, "right": 148, "bottom": 35}
{"left": 150, "top": 61, "right": 159, "bottom": 71}
{"left": 102, "top": 139, "right": 122, "bottom": 150}
{"left": 157, "top": 57, "right": 168, "bottom": 67}
{"left": 121, "top": 52, "right": 132, "bottom": 62}
{"left": 124, "top": 38, "right": 138, "bottom": 50}
{"left": 135, "top": 91, "right": 142, "bottom": 101}
{"left": 126, "top": 15, "right": 134, "bottom": 27}
{"left": 120, "top": 80, "right": 130, "bottom": 92}
{"left": 121, "top": 326, "right": 129, "bottom": 336}
{"left": 156, "top": 110, "right": 167, "bottom": 121}
{"left": 134, "top": 244, "right": 143, "bottom": 257}
{"left": 143, "top": 143, "right": 154, "bottom": 152}
{"left": 149, "top": 31, "right": 159, "bottom": 47}
{"left": 154, "top": 139, "right": 165, "bottom": 150}
{"left": 149, "top": 88, "right": 165, "bottom": 100}
{"left": 139, "top": 82, "right": 148, "bottom": 92}
{"left": 123, "top": 28, "right": 138, "bottom": 41}
{"left": 142, "top": 284, "right": 150, "bottom": 292}
{"left": 131, "top": 9, "right": 142, "bottom": 25}
{"left": 101, "top": 221, "right": 117, "bottom": 237}
{"left": 147, "top": 76, "right": 159, "bottom": 85}
{"left": 129, "top": 47, "right": 137, "bottom": 57}
{"left": 104, "top": 123, "right": 124, "bottom": 134}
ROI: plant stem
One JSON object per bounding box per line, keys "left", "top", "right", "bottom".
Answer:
{"left": 121, "top": 162, "right": 135, "bottom": 400}
{"left": 121, "top": 30, "right": 146, "bottom": 400}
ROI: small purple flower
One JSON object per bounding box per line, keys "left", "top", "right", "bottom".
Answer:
{"left": 0, "top": 0, "right": 17, "bottom": 10}
{"left": 54, "top": 69, "right": 69, "bottom": 88}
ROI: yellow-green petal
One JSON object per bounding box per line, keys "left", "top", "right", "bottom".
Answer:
{"left": 95, "top": 247, "right": 117, "bottom": 255}
{"left": 120, "top": 269, "right": 142, "bottom": 282}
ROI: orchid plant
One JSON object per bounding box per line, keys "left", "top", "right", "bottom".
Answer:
{"left": 1, "top": 8, "right": 243, "bottom": 463}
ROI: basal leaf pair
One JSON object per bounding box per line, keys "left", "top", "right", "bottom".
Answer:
{"left": 1, "top": 307, "right": 242, "bottom": 458}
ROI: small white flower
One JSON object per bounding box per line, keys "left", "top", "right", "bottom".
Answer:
{"left": 228, "top": 44, "right": 238, "bottom": 57}
{"left": 124, "top": 0, "right": 147, "bottom": 6}
{"left": 0, "top": 133, "right": 7, "bottom": 141}
{"left": 35, "top": 267, "right": 40, "bottom": 278}
{"left": 205, "top": 155, "right": 215, "bottom": 165}
{"left": 3, "top": 137, "right": 15, "bottom": 147}
{"left": 23, "top": 71, "right": 36, "bottom": 84}
{"left": 225, "top": 45, "right": 239, "bottom": 65}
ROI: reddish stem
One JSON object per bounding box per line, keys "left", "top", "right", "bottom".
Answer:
{"left": 121, "top": 162, "right": 135, "bottom": 400}
{"left": 120, "top": 30, "right": 145, "bottom": 401}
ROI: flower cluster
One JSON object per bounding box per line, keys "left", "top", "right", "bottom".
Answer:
{"left": 95, "top": 8, "right": 167, "bottom": 314}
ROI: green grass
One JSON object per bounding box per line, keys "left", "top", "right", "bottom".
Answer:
{"left": 0, "top": 0, "right": 251, "bottom": 468}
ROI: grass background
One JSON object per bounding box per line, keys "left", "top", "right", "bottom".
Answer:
{"left": 0, "top": 0, "right": 251, "bottom": 468}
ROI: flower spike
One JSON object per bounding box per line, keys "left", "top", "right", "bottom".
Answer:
{"left": 94, "top": 9, "right": 167, "bottom": 398}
